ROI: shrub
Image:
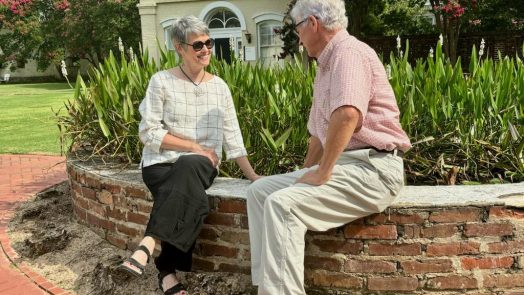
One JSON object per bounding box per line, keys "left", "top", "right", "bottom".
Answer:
{"left": 57, "top": 42, "right": 524, "bottom": 184}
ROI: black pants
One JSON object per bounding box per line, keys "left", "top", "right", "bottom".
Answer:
{"left": 142, "top": 155, "right": 217, "bottom": 273}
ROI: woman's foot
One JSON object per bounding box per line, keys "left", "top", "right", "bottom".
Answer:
{"left": 119, "top": 237, "right": 155, "bottom": 277}
{"left": 159, "top": 272, "right": 188, "bottom": 295}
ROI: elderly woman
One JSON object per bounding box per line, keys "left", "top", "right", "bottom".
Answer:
{"left": 119, "top": 16, "right": 259, "bottom": 295}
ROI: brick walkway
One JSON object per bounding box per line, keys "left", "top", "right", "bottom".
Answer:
{"left": 0, "top": 154, "right": 69, "bottom": 295}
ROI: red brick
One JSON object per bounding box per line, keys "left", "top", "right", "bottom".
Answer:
{"left": 461, "top": 256, "right": 514, "bottom": 270}
{"left": 426, "top": 242, "right": 480, "bottom": 257}
{"left": 464, "top": 223, "right": 513, "bottom": 237}
{"left": 126, "top": 186, "right": 149, "bottom": 200}
{"left": 367, "top": 212, "right": 426, "bottom": 225}
{"left": 426, "top": 275, "right": 477, "bottom": 290}
{"left": 205, "top": 212, "right": 237, "bottom": 226}
{"left": 71, "top": 181, "right": 82, "bottom": 195}
{"left": 401, "top": 259, "right": 453, "bottom": 274}
{"left": 422, "top": 224, "right": 457, "bottom": 238}
{"left": 217, "top": 263, "right": 250, "bottom": 274}
{"left": 217, "top": 199, "right": 247, "bottom": 214}
{"left": 127, "top": 212, "right": 149, "bottom": 225}
{"left": 81, "top": 186, "right": 96, "bottom": 200}
{"left": 306, "top": 271, "right": 363, "bottom": 288}
{"left": 429, "top": 208, "right": 482, "bottom": 223}
{"left": 86, "top": 212, "right": 115, "bottom": 231}
{"left": 368, "top": 277, "right": 419, "bottom": 291}
{"left": 199, "top": 227, "right": 219, "bottom": 241}
{"left": 490, "top": 207, "right": 524, "bottom": 220}
{"left": 107, "top": 207, "right": 126, "bottom": 220}
{"left": 305, "top": 255, "right": 343, "bottom": 272}
{"left": 487, "top": 240, "right": 524, "bottom": 254}
{"left": 220, "top": 230, "right": 249, "bottom": 245}
{"left": 403, "top": 225, "right": 422, "bottom": 238}
{"left": 368, "top": 243, "right": 421, "bottom": 256}
{"left": 199, "top": 243, "right": 238, "bottom": 258}
{"left": 96, "top": 189, "right": 113, "bottom": 205}
{"left": 89, "top": 201, "right": 108, "bottom": 217}
{"left": 116, "top": 223, "right": 140, "bottom": 237}
{"left": 344, "top": 225, "right": 397, "bottom": 239}
{"left": 311, "top": 239, "right": 362, "bottom": 254}
{"left": 344, "top": 260, "right": 396, "bottom": 273}
{"left": 74, "top": 195, "right": 89, "bottom": 210}
{"left": 73, "top": 206, "right": 87, "bottom": 221}
{"left": 102, "top": 182, "right": 121, "bottom": 194}
{"left": 483, "top": 274, "right": 524, "bottom": 288}
{"left": 85, "top": 175, "right": 101, "bottom": 189}
{"left": 192, "top": 257, "right": 215, "bottom": 271}
{"left": 106, "top": 232, "right": 128, "bottom": 249}
{"left": 240, "top": 215, "right": 249, "bottom": 229}
{"left": 137, "top": 201, "right": 153, "bottom": 214}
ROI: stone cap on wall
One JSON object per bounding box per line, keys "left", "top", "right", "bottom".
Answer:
{"left": 70, "top": 160, "right": 524, "bottom": 208}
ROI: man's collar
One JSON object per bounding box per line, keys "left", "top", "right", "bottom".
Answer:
{"left": 317, "top": 30, "right": 351, "bottom": 71}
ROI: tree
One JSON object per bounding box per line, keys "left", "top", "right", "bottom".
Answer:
{"left": 464, "top": 0, "right": 524, "bottom": 32}
{"left": 0, "top": 0, "right": 141, "bottom": 72}
{"left": 429, "top": 0, "right": 479, "bottom": 63}
{"left": 377, "top": 0, "right": 435, "bottom": 36}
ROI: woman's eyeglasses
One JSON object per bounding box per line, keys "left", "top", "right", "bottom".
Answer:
{"left": 181, "top": 39, "right": 215, "bottom": 51}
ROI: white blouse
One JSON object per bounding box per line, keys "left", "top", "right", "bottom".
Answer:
{"left": 138, "top": 70, "right": 247, "bottom": 168}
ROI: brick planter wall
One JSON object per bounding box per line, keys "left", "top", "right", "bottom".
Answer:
{"left": 67, "top": 160, "right": 524, "bottom": 294}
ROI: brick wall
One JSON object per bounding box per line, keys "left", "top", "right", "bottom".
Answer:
{"left": 67, "top": 161, "right": 524, "bottom": 294}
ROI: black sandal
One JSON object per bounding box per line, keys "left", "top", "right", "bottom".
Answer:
{"left": 158, "top": 271, "right": 188, "bottom": 295}
{"left": 118, "top": 244, "right": 152, "bottom": 277}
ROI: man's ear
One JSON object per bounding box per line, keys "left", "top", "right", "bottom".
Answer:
{"left": 310, "top": 15, "right": 319, "bottom": 32}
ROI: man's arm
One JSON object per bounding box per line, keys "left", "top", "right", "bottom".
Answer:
{"left": 303, "top": 136, "right": 323, "bottom": 168}
{"left": 296, "top": 106, "right": 360, "bottom": 185}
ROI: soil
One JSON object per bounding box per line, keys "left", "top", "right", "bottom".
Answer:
{"left": 7, "top": 182, "right": 255, "bottom": 295}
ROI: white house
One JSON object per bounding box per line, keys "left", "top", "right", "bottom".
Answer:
{"left": 138, "top": 0, "right": 288, "bottom": 65}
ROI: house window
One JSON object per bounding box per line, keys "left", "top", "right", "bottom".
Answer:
{"left": 258, "top": 20, "right": 283, "bottom": 65}
{"left": 208, "top": 9, "right": 241, "bottom": 29}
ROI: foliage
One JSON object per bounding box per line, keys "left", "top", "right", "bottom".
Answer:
{"left": 0, "top": 0, "right": 141, "bottom": 72}
{"left": 389, "top": 40, "right": 524, "bottom": 184}
{"left": 463, "top": 0, "right": 524, "bottom": 32}
{"left": 58, "top": 43, "right": 524, "bottom": 184}
{"left": 376, "top": 0, "right": 436, "bottom": 36}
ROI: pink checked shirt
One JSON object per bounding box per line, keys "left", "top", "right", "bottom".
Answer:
{"left": 307, "top": 30, "right": 411, "bottom": 152}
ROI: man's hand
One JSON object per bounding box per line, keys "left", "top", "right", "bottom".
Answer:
{"left": 295, "top": 169, "right": 331, "bottom": 186}
{"left": 195, "top": 148, "right": 219, "bottom": 167}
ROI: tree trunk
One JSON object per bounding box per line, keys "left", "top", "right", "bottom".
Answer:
{"left": 347, "top": 0, "right": 369, "bottom": 37}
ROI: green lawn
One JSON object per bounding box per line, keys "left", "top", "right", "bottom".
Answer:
{"left": 0, "top": 83, "right": 73, "bottom": 155}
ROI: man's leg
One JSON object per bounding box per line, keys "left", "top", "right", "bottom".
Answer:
{"left": 258, "top": 150, "right": 404, "bottom": 294}
{"left": 246, "top": 168, "right": 311, "bottom": 285}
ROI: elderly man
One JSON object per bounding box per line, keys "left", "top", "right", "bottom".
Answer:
{"left": 246, "top": 0, "right": 411, "bottom": 294}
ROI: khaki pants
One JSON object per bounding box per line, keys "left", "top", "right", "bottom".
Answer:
{"left": 246, "top": 149, "right": 405, "bottom": 295}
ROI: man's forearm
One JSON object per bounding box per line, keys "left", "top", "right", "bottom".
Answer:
{"left": 317, "top": 106, "right": 359, "bottom": 176}
{"left": 303, "top": 136, "right": 323, "bottom": 168}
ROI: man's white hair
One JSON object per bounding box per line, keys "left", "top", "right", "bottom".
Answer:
{"left": 290, "top": 0, "right": 348, "bottom": 31}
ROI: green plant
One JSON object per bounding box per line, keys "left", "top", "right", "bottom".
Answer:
{"left": 58, "top": 42, "right": 524, "bottom": 184}
{"left": 389, "top": 40, "right": 524, "bottom": 184}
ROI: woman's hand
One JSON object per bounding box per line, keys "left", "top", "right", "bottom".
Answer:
{"left": 247, "top": 173, "right": 263, "bottom": 182}
{"left": 194, "top": 146, "right": 219, "bottom": 167}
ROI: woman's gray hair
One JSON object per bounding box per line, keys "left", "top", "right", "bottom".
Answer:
{"left": 290, "top": 0, "right": 348, "bottom": 31}
{"left": 170, "top": 16, "right": 210, "bottom": 46}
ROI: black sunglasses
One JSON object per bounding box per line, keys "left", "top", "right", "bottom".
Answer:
{"left": 180, "top": 38, "right": 214, "bottom": 51}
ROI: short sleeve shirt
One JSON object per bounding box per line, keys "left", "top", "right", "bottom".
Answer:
{"left": 138, "top": 70, "right": 247, "bottom": 168}
{"left": 307, "top": 30, "right": 411, "bottom": 152}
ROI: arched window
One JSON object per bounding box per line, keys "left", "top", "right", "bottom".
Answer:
{"left": 208, "top": 9, "right": 241, "bottom": 29}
